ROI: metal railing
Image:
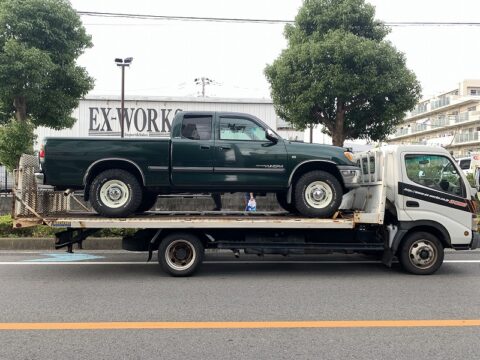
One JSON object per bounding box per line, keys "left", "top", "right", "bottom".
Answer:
{"left": 393, "top": 111, "right": 478, "bottom": 139}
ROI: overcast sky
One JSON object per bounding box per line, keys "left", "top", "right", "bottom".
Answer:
{"left": 69, "top": 0, "right": 480, "bottom": 100}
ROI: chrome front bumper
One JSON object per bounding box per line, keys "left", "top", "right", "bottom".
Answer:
{"left": 338, "top": 165, "right": 361, "bottom": 189}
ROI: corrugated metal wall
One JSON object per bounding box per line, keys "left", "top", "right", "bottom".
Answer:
{"left": 35, "top": 96, "right": 301, "bottom": 147}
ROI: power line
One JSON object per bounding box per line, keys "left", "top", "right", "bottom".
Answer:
{"left": 77, "top": 11, "right": 480, "bottom": 27}
{"left": 77, "top": 11, "right": 291, "bottom": 24}
{"left": 387, "top": 21, "right": 480, "bottom": 27}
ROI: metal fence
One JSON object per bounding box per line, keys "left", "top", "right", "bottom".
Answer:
{"left": 0, "top": 166, "right": 13, "bottom": 192}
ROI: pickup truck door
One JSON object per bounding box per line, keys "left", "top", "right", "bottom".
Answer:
{"left": 399, "top": 152, "right": 474, "bottom": 246}
{"left": 171, "top": 115, "right": 214, "bottom": 187}
{"left": 213, "top": 115, "right": 288, "bottom": 188}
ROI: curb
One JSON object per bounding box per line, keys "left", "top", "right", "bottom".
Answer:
{"left": 0, "top": 237, "right": 122, "bottom": 250}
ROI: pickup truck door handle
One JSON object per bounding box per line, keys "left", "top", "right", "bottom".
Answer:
{"left": 200, "top": 145, "right": 211, "bottom": 150}
{"left": 406, "top": 201, "right": 419, "bottom": 208}
{"left": 219, "top": 146, "right": 231, "bottom": 150}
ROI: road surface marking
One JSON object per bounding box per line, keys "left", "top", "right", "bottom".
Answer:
{"left": 1, "top": 320, "right": 480, "bottom": 330}
{"left": 0, "top": 260, "right": 479, "bottom": 265}
{"left": 24, "top": 253, "right": 104, "bottom": 262}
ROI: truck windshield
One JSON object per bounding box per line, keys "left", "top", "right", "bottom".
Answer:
{"left": 405, "top": 154, "right": 465, "bottom": 197}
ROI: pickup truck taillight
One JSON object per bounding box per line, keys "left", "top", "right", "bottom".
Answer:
{"left": 39, "top": 145, "right": 45, "bottom": 161}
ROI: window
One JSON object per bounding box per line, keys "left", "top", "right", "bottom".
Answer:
{"left": 458, "top": 159, "right": 471, "bottom": 170}
{"left": 181, "top": 116, "right": 212, "bottom": 140}
{"left": 469, "top": 88, "right": 480, "bottom": 96}
{"left": 404, "top": 154, "right": 464, "bottom": 196}
{"left": 219, "top": 117, "right": 267, "bottom": 141}
{"left": 361, "top": 157, "right": 375, "bottom": 174}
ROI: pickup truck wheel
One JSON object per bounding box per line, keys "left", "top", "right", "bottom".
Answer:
{"left": 398, "top": 232, "right": 444, "bottom": 275}
{"left": 90, "top": 169, "right": 142, "bottom": 217}
{"left": 136, "top": 191, "right": 158, "bottom": 213}
{"left": 294, "top": 170, "right": 342, "bottom": 218}
{"left": 276, "top": 192, "right": 297, "bottom": 213}
{"left": 158, "top": 233, "right": 204, "bottom": 277}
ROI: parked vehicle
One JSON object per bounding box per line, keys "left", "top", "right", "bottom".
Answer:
{"left": 36, "top": 111, "right": 360, "bottom": 218}
{"left": 14, "top": 145, "right": 479, "bottom": 276}
{"left": 456, "top": 154, "right": 480, "bottom": 175}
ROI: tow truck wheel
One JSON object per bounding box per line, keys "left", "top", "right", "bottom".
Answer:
{"left": 294, "top": 170, "right": 342, "bottom": 218}
{"left": 398, "top": 232, "right": 444, "bottom": 275}
{"left": 90, "top": 169, "right": 143, "bottom": 217}
{"left": 158, "top": 232, "right": 204, "bottom": 277}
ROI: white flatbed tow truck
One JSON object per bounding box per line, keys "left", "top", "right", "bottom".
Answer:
{"left": 12, "top": 145, "right": 479, "bottom": 276}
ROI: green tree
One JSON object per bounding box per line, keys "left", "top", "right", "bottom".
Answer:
{"left": 0, "top": 0, "right": 94, "bottom": 169}
{"left": 265, "top": 0, "right": 421, "bottom": 146}
{"left": 0, "top": 121, "right": 35, "bottom": 171}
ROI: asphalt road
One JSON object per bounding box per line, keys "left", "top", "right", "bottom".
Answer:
{"left": 0, "top": 249, "right": 479, "bottom": 360}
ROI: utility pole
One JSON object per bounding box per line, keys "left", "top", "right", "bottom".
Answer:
{"left": 194, "top": 77, "right": 213, "bottom": 97}
{"left": 114, "top": 57, "right": 133, "bottom": 138}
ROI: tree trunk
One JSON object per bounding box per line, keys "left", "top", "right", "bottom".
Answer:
{"left": 332, "top": 101, "right": 345, "bottom": 147}
{"left": 13, "top": 96, "right": 27, "bottom": 122}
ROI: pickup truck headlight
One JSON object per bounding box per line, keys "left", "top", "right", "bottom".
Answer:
{"left": 344, "top": 151, "right": 354, "bottom": 162}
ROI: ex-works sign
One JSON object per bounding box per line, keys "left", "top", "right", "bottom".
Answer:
{"left": 88, "top": 107, "right": 183, "bottom": 137}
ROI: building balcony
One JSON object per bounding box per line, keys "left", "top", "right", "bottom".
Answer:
{"left": 403, "top": 97, "right": 478, "bottom": 122}
{"left": 391, "top": 111, "right": 480, "bottom": 140}
{"left": 453, "top": 131, "right": 480, "bottom": 145}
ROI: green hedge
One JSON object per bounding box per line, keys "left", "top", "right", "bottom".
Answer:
{"left": 0, "top": 215, "right": 134, "bottom": 238}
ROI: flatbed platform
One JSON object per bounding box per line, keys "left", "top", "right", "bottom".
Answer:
{"left": 13, "top": 210, "right": 373, "bottom": 229}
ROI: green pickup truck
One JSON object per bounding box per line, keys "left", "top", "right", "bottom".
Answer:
{"left": 37, "top": 111, "right": 360, "bottom": 217}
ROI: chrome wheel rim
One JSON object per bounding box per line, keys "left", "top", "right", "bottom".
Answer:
{"left": 304, "top": 181, "right": 333, "bottom": 209}
{"left": 408, "top": 239, "right": 437, "bottom": 269}
{"left": 165, "top": 240, "right": 196, "bottom": 271}
{"left": 99, "top": 180, "right": 130, "bottom": 208}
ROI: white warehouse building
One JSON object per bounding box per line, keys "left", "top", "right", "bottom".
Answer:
{"left": 35, "top": 95, "right": 304, "bottom": 147}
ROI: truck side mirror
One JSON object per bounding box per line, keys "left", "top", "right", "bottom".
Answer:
{"left": 265, "top": 129, "right": 278, "bottom": 144}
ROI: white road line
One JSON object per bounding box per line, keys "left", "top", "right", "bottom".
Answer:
{"left": 0, "top": 260, "right": 478, "bottom": 265}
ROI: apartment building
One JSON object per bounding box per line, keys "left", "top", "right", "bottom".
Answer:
{"left": 388, "top": 80, "right": 480, "bottom": 157}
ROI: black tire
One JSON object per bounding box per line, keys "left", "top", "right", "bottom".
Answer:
{"left": 136, "top": 191, "right": 158, "bottom": 213}
{"left": 276, "top": 192, "right": 297, "bottom": 213}
{"left": 293, "top": 170, "right": 343, "bottom": 218}
{"left": 90, "top": 169, "right": 143, "bottom": 217}
{"left": 398, "top": 232, "right": 444, "bottom": 275}
{"left": 158, "top": 232, "right": 204, "bottom": 277}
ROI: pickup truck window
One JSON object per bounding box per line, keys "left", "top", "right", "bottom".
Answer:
{"left": 181, "top": 116, "right": 212, "bottom": 140}
{"left": 405, "top": 154, "right": 464, "bottom": 196}
{"left": 219, "top": 117, "right": 267, "bottom": 141}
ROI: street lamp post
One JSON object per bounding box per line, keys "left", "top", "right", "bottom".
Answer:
{"left": 115, "top": 57, "right": 133, "bottom": 138}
